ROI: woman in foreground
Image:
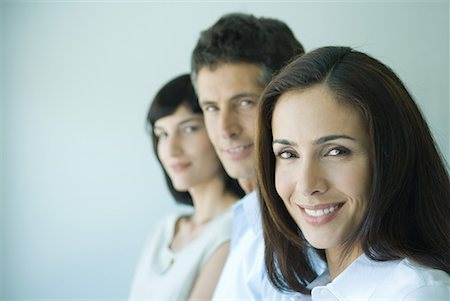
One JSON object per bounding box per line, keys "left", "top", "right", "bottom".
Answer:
{"left": 256, "top": 46, "right": 450, "bottom": 300}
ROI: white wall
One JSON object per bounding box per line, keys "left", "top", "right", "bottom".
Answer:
{"left": 1, "top": 1, "right": 449, "bottom": 300}
{"left": 0, "top": 5, "right": 5, "bottom": 300}
{"left": 1, "top": 2, "right": 5, "bottom": 299}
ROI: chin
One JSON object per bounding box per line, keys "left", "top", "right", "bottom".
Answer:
{"left": 172, "top": 183, "right": 190, "bottom": 192}
{"left": 304, "top": 235, "right": 338, "bottom": 250}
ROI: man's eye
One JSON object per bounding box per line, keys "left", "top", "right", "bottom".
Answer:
{"left": 203, "top": 105, "right": 218, "bottom": 112}
{"left": 240, "top": 99, "right": 254, "bottom": 107}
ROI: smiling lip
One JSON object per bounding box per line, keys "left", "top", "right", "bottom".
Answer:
{"left": 222, "top": 143, "right": 253, "bottom": 160}
{"left": 169, "top": 162, "right": 191, "bottom": 172}
{"left": 297, "top": 202, "right": 344, "bottom": 226}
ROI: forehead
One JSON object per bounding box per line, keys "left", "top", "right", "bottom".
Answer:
{"left": 272, "top": 86, "right": 368, "bottom": 140}
{"left": 196, "top": 62, "right": 265, "bottom": 102}
{"left": 154, "top": 105, "right": 201, "bottom": 128}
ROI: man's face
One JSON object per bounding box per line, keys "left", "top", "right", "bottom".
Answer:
{"left": 196, "top": 62, "right": 265, "bottom": 184}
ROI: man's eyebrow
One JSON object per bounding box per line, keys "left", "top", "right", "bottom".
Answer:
{"left": 229, "top": 93, "right": 260, "bottom": 101}
{"left": 199, "top": 93, "right": 260, "bottom": 107}
{"left": 198, "top": 99, "right": 216, "bottom": 106}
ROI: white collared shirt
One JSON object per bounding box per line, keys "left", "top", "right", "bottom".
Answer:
{"left": 212, "top": 191, "right": 303, "bottom": 300}
{"left": 304, "top": 254, "right": 450, "bottom": 301}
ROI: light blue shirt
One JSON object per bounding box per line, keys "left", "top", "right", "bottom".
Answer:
{"left": 212, "top": 191, "right": 303, "bottom": 300}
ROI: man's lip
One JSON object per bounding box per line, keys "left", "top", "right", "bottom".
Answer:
{"left": 221, "top": 143, "right": 253, "bottom": 153}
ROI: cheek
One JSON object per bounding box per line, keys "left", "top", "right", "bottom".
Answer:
{"left": 194, "top": 136, "right": 220, "bottom": 163}
{"left": 275, "top": 167, "right": 293, "bottom": 203}
{"left": 204, "top": 116, "right": 217, "bottom": 134}
{"left": 244, "top": 115, "right": 257, "bottom": 136}
{"left": 333, "top": 162, "right": 372, "bottom": 207}
{"left": 156, "top": 142, "right": 167, "bottom": 163}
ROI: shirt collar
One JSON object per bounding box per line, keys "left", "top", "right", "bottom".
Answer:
{"left": 310, "top": 254, "right": 401, "bottom": 301}
{"left": 240, "top": 190, "right": 262, "bottom": 235}
{"left": 231, "top": 190, "right": 262, "bottom": 236}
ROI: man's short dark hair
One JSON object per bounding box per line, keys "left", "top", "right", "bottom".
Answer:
{"left": 191, "top": 13, "right": 304, "bottom": 86}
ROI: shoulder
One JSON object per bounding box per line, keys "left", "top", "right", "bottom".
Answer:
{"left": 394, "top": 259, "right": 450, "bottom": 286}
{"left": 154, "top": 213, "right": 180, "bottom": 233}
{"left": 373, "top": 258, "right": 450, "bottom": 300}
{"left": 203, "top": 207, "right": 234, "bottom": 241}
{"left": 142, "top": 213, "right": 181, "bottom": 246}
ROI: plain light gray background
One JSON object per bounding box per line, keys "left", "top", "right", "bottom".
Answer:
{"left": 1, "top": 1, "right": 449, "bottom": 300}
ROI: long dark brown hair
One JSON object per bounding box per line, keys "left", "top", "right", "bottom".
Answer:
{"left": 255, "top": 46, "right": 450, "bottom": 294}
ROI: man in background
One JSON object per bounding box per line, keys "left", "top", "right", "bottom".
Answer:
{"left": 191, "top": 13, "right": 305, "bottom": 299}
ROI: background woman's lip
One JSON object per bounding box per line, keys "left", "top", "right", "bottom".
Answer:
{"left": 169, "top": 162, "right": 191, "bottom": 171}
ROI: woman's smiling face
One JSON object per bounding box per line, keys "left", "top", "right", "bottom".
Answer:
{"left": 272, "top": 84, "right": 372, "bottom": 250}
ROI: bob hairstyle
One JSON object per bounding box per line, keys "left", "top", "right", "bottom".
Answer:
{"left": 255, "top": 46, "right": 450, "bottom": 294}
{"left": 147, "top": 74, "right": 244, "bottom": 206}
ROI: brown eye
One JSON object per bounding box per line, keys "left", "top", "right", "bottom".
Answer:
{"left": 326, "top": 147, "right": 349, "bottom": 156}
{"left": 275, "top": 149, "right": 297, "bottom": 159}
{"left": 183, "top": 126, "right": 198, "bottom": 134}
{"left": 203, "top": 105, "right": 218, "bottom": 112}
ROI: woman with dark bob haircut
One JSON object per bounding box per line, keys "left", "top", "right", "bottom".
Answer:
{"left": 256, "top": 46, "right": 450, "bottom": 299}
{"left": 129, "top": 74, "right": 244, "bottom": 300}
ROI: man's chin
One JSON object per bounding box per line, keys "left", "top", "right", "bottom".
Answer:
{"left": 224, "top": 165, "right": 255, "bottom": 181}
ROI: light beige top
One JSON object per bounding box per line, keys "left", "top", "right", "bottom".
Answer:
{"left": 129, "top": 207, "right": 233, "bottom": 300}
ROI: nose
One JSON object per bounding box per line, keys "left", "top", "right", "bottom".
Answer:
{"left": 165, "top": 133, "right": 183, "bottom": 157}
{"left": 218, "top": 107, "right": 241, "bottom": 140}
{"left": 296, "top": 158, "right": 327, "bottom": 197}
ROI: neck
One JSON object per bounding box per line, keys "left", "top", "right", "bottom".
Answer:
{"left": 188, "top": 176, "right": 237, "bottom": 225}
{"left": 238, "top": 177, "right": 257, "bottom": 194}
{"left": 325, "top": 244, "right": 363, "bottom": 281}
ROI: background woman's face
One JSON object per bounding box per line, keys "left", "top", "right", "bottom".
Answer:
{"left": 154, "top": 105, "right": 222, "bottom": 191}
{"left": 271, "top": 85, "right": 372, "bottom": 250}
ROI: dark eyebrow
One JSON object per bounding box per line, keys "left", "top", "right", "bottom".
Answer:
{"left": 229, "top": 93, "right": 260, "bottom": 102}
{"left": 198, "top": 99, "right": 215, "bottom": 106}
{"left": 178, "top": 116, "right": 202, "bottom": 125}
{"left": 272, "top": 139, "right": 297, "bottom": 146}
{"left": 154, "top": 116, "right": 201, "bottom": 131}
{"left": 272, "top": 135, "right": 355, "bottom": 147}
{"left": 200, "top": 93, "right": 259, "bottom": 105}
{"left": 314, "top": 135, "right": 355, "bottom": 144}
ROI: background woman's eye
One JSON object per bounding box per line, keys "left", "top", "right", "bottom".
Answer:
{"left": 155, "top": 131, "right": 167, "bottom": 139}
{"left": 183, "top": 126, "right": 197, "bottom": 134}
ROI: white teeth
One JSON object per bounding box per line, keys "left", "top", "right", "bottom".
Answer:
{"left": 228, "top": 146, "right": 245, "bottom": 153}
{"left": 304, "top": 205, "right": 339, "bottom": 217}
